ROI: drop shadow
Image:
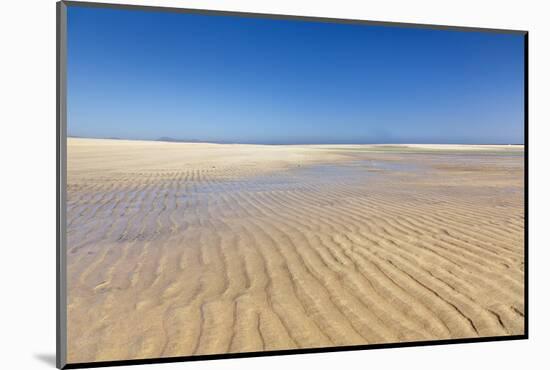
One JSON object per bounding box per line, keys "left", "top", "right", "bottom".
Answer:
{"left": 34, "top": 353, "right": 56, "bottom": 367}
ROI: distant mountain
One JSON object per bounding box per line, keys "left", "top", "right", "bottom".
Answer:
{"left": 156, "top": 136, "right": 203, "bottom": 143}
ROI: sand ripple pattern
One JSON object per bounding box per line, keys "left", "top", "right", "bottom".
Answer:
{"left": 66, "top": 139, "right": 525, "bottom": 363}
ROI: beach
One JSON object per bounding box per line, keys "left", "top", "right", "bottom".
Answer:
{"left": 66, "top": 138, "right": 525, "bottom": 363}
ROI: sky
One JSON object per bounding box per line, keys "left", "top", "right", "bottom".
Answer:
{"left": 67, "top": 6, "right": 525, "bottom": 144}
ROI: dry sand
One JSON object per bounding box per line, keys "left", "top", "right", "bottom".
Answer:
{"left": 66, "top": 138, "right": 525, "bottom": 363}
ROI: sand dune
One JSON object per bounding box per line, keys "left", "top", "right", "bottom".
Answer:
{"left": 66, "top": 138, "right": 525, "bottom": 363}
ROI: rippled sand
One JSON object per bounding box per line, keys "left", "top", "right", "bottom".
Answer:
{"left": 66, "top": 138, "right": 525, "bottom": 363}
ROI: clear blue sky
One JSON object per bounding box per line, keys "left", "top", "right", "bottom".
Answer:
{"left": 67, "top": 6, "right": 525, "bottom": 144}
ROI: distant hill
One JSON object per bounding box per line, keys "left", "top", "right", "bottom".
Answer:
{"left": 156, "top": 136, "right": 202, "bottom": 143}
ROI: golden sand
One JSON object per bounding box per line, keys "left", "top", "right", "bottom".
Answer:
{"left": 66, "top": 138, "right": 524, "bottom": 363}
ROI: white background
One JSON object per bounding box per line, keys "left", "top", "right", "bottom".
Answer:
{"left": 1, "top": 0, "right": 547, "bottom": 368}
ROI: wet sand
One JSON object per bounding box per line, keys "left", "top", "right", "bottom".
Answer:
{"left": 66, "top": 138, "right": 525, "bottom": 363}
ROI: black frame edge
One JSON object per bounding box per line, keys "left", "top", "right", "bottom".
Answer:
{"left": 57, "top": 1, "right": 68, "bottom": 369}
{"left": 523, "top": 32, "right": 529, "bottom": 339}
{"left": 62, "top": 0, "right": 527, "bottom": 35}
{"left": 63, "top": 335, "right": 527, "bottom": 369}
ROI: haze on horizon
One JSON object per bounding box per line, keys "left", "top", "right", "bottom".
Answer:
{"left": 67, "top": 6, "right": 525, "bottom": 145}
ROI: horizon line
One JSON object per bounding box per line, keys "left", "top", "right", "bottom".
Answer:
{"left": 67, "top": 135, "right": 525, "bottom": 146}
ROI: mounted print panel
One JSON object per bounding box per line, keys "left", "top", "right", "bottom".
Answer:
{"left": 57, "top": 1, "right": 527, "bottom": 368}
